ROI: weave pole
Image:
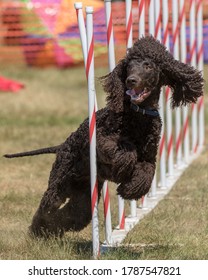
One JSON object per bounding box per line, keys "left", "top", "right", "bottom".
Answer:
{"left": 126, "top": 0, "right": 133, "bottom": 49}
{"left": 149, "top": 0, "right": 157, "bottom": 198}
{"left": 154, "top": 0, "right": 162, "bottom": 40}
{"left": 148, "top": 0, "right": 155, "bottom": 36}
{"left": 104, "top": 0, "right": 125, "bottom": 230}
{"left": 172, "top": 0, "right": 183, "bottom": 168}
{"left": 74, "top": 2, "right": 87, "bottom": 67}
{"left": 86, "top": 6, "right": 99, "bottom": 259}
{"left": 138, "top": 0, "right": 147, "bottom": 208}
{"left": 155, "top": 0, "right": 166, "bottom": 189}
{"left": 126, "top": 0, "right": 137, "bottom": 218}
{"left": 104, "top": 0, "right": 116, "bottom": 71}
{"left": 162, "top": 0, "right": 174, "bottom": 178}
{"left": 196, "top": 0, "right": 204, "bottom": 149}
{"left": 138, "top": 0, "right": 145, "bottom": 37}
{"left": 190, "top": 0, "right": 198, "bottom": 154}
{"left": 102, "top": 181, "right": 112, "bottom": 245}
{"left": 180, "top": 0, "right": 190, "bottom": 164}
{"left": 75, "top": 2, "right": 112, "bottom": 246}
{"left": 74, "top": 2, "right": 98, "bottom": 110}
{"left": 103, "top": 0, "right": 115, "bottom": 245}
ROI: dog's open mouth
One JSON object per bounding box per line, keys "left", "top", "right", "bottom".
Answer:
{"left": 126, "top": 87, "right": 151, "bottom": 104}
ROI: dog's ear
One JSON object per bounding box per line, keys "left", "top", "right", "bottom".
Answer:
{"left": 99, "top": 58, "right": 127, "bottom": 112}
{"left": 162, "top": 59, "right": 204, "bottom": 108}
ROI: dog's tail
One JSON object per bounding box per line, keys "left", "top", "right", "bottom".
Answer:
{"left": 4, "top": 145, "right": 60, "bottom": 158}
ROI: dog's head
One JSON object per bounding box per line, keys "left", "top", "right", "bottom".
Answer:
{"left": 100, "top": 57, "right": 162, "bottom": 112}
{"left": 101, "top": 36, "right": 204, "bottom": 112}
{"left": 127, "top": 36, "right": 204, "bottom": 108}
{"left": 125, "top": 59, "right": 160, "bottom": 105}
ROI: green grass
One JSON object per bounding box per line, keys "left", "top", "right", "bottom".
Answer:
{"left": 0, "top": 64, "right": 207, "bottom": 260}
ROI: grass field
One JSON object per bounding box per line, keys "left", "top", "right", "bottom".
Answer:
{"left": 0, "top": 64, "right": 207, "bottom": 260}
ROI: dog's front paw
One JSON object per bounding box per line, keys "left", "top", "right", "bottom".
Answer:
{"left": 117, "top": 161, "right": 155, "bottom": 199}
{"left": 117, "top": 178, "right": 151, "bottom": 200}
{"left": 112, "top": 150, "right": 137, "bottom": 181}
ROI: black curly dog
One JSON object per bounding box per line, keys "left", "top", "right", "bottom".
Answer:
{"left": 4, "top": 36, "right": 203, "bottom": 237}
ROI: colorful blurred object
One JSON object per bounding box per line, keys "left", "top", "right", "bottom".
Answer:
{"left": 0, "top": 76, "right": 24, "bottom": 93}
{"left": 0, "top": 0, "right": 106, "bottom": 67}
{"left": 1, "top": 0, "right": 208, "bottom": 67}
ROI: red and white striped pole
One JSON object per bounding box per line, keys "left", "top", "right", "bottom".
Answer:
{"left": 149, "top": 0, "right": 157, "bottom": 198}
{"left": 126, "top": 0, "right": 133, "bottom": 49}
{"left": 196, "top": 0, "right": 204, "bottom": 149}
{"left": 75, "top": 2, "right": 98, "bottom": 111}
{"left": 86, "top": 6, "right": 99, "bottom": 259}
{"left": 75, "top": 2, "right": 112, "bottom": 246}
{"left": 100, "top": 0, "right": 114, "bottom": 246}
{"left": 155, "top": 0, "right": 166, "bottom": 189}
{"left": 104, "top": 0, "right": 116, "bottom": 70}
{"left": 138, "top": 0, "right": 145, "bottom": 37}
{"left": 189, "top": 0, "right": 198, "bottom": 154}
{"left": 149, "top": 0, "right": 155, "bottom": 36}
{"left": 74, "top": 2, "right": 87, "bottom": 67}
{"left": 126, "top": 0, "right": 137, "bottom": 217}
{"left": 138, "top": 0, "right": 147, "bottom": 207}
{"left": 162, "top": 0, "right": 174, "bottom": 178}
{"left": 154, "top": 0, "right": 161, "bottom": 40}
{"left": 172, "top": 0, "right": 183, "bottom": 168}
{"left": 104, "top": 0, "right": 125, "bottom": 230}
{"left": 179, "top": 0, "right": 190, "bottom": 164}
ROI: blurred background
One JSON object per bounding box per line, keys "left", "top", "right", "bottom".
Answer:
{"left": 0, "top": 0, "right": 208, "bottom": 68}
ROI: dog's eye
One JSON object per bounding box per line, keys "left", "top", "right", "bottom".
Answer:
{"left": 143, "top": 62, "right": 153, "bottom": 71}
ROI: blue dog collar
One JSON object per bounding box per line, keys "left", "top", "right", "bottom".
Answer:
{"left": 130, "top": 103, "right": 159, "bottom": 117}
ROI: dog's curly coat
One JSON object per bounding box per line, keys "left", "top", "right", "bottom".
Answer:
{"left": 4, "top": 36, "right": 204, "bottom": 237}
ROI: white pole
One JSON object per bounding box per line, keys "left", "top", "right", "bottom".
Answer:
{"left": 180, "top": 0, "right": 190, "bottom": 164}
{"left": 196, "top": 0, "right": 204, "bottom": 149}
{"left": 138, "top": 0, "right": 147, "bottom": 207}
{"left": 172, "top": 0, "right": 183, "bottom": 168}
{"left": 154, "top": 0, "right": 161, "bottom": 40}
{"left": 102, "top": 181, "right": 112, "bottom": 244}
{"left": 155, "top": 0, "right": 166, "bottom": 189}
{"left": 162, "top": 0, "right": 170, "bottom": 48}
{"left": 75, "top": 2, "right": 98, "bottom": 111}
{"left": 190, "top": 0, "right": 198, "bottom": 154}
{"left": 74, "top": 2, "right": 87, "bottom": 67}
{"left": 95, "top": 0, "right": 113, "bottom": 242}
{"left": 86, "top": 6, "right": 99, "bottom": 259}
{"left": 104, "top": 0, "right": 125, "bottom": 229}
{"left": 126, "top": 0, "right": 133, "bottom": 49}
{"left": 138, "top": 0, "right": 145, "bottom": 37}
{"left": 118, "top": 195, "right": 125, "bottom": 229}
{"left": 104, "top": 0, "right": 116, "bottom": 70}
{"left": 76, "top": 1, "right": 112, "bottom": 245}
{"left": 149, "top": 0, "right": 157, "bottom": 197}
{"left": 162, "top": 0, "right": 174, "bottom": 178}
{"left": 149, "top": 0, "right": 155, "bottom": 36}
{"left": 125, "top": 0, "right": 137, "bottom": 217}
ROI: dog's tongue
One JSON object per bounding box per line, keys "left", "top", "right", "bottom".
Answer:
{"left": 126, "top": 89, "right": 138, "bottom": 100}
{"left": 126, "top": 89, "right": 134, "bottom": 95}
{"left": 126, "top": 89, "right": 143, "bottom": 101}
{"left": 126, "top": 88, "right": 151, "bottom": 103}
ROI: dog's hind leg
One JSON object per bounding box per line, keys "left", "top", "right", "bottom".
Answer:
{"left": 29, "top": 179, "right": 103, "bottom": 237}
{"left": 52, "top": 179, "right": 104, "bottom": 233}
{"left": 29, "top": 184, "right": 70, "bottom": 237}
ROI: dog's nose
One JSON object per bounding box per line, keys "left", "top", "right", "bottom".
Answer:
{"left": 126, "top": 76, "right": 137, "bottom": 87}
